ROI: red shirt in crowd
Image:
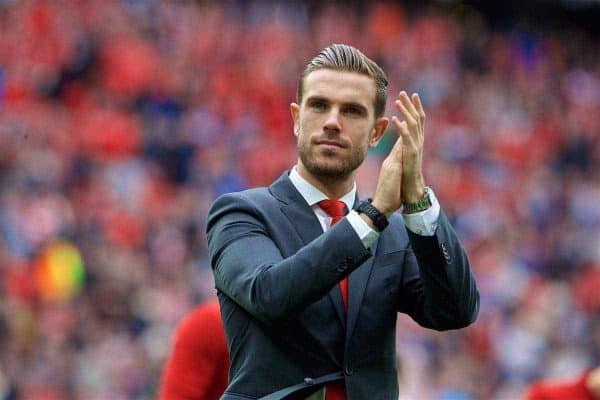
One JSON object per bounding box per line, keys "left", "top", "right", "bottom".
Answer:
{"left": 526, "top": 370, "right": 599, "bottom": 400}
{"left": 159, "top": 300, "right": 229, "bottom": 400}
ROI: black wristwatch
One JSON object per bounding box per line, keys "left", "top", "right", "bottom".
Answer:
{"left": 356, "top": 199, "right": 389, "bottom": 232}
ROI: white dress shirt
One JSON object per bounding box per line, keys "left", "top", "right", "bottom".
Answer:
{"left": 289, "top": 168, "right": 440, "bottom": 248}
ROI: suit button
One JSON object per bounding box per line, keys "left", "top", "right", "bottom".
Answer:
{"left": 344, "top": 366, "right": 353, "bottom": 376}
{"left": 441, "top": 243, "right": 451, "bottom": 263}
{"left": 304, "top": 377, "right": 314, "bottom": 385}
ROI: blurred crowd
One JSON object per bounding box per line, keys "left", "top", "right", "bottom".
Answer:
{"left": 0, "top": 0, "right": 599, "bottom": 399}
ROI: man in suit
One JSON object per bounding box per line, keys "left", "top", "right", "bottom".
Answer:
{"left": 206, "top": 44, "right": 479, "bottom": 399}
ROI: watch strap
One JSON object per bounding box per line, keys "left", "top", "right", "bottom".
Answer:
{"left": 356, "top": 199, "right": 389, "bottom": 232}
{"left": 403, "top": 187, "right": 432, "bottom": 214}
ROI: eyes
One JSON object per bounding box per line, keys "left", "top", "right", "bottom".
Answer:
{"left": 308, "top": 99, "right": 327, "bottom": 111}
{"left": 344, "top": 105, "right": 365, "bottom": 116}
{"left": 306, "top": 98, "right": 367, "bottom": 117}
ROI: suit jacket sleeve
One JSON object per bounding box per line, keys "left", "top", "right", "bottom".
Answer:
{"left": 393, "top": 210, "right": 479, "bottom": 330}
{"left": 206, "top": 192, "right": 372, "bottom": 324}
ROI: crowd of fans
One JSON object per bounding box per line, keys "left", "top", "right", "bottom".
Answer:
{"left": 0, "top": 1, "right": 599, "bottom": 398}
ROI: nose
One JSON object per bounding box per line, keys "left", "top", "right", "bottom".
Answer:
{"left": 323, "top": 108, "right": 341, "bottom": 132}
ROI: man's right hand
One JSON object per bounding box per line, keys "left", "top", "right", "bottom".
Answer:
{"left": 371, "top": 131, "right": 404, "bottom": 218}
{"left": 372, "top": 91, "right": 427, "bottom": 217}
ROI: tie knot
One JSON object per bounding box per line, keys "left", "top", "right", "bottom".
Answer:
{"left": 318, "top": 200, "right": 347, "bottom": 219}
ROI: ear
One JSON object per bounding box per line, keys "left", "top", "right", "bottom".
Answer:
{"left": 290, "top": 102, "right": 300, "bottom": 137}
{"left": 369, "top": 117, "right": 389, "bottom": 148}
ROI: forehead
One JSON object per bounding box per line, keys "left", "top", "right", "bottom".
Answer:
{"left": 302, "top": 69, "right": 376, "bottom": 109}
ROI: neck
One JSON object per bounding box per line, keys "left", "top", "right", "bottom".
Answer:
{"left": 295, "top": 162, "right": 355, "bottom": 200}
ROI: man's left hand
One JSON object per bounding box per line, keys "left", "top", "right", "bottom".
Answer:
{"left": 391, "top": 91, "right": 426, "bottom": 204}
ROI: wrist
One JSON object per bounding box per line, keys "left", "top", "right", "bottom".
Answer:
{"left": 403, "top": 187, "right": 432, "bottom": 214}
{"left": 370, "top": 199, "right": 394, "bottom": 219}
{"left": 359, "top": 213, "right": 377, "bottom": 231}
{"left": 356, "top": 199, "right": 389, "bottom": 232}
{"left": 402, "top": 176, "right": 426, "bottom": 204}
{"left": 402, "top": 186, "right": 426, "bottom": 204}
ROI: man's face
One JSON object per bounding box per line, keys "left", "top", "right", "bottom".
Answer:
{"left": 291, "top": 69, "right": 387, "bottom": 181}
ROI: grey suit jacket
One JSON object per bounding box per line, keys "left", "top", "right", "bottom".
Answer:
{"left": 206, "top": 171, "right": 479, "bottom": 399}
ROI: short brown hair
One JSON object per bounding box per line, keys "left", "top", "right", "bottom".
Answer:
{"left": 297, "top": 44, "right": 388, "bottom": 118}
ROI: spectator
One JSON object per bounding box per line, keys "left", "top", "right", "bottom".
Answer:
{"left": 159, "top": 299, "right": 228, "bottom": 400}
{"left": 526, "top": 367, "right": 600, "bottom": 400}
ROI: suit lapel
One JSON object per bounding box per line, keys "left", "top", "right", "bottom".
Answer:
{"left": 279, "top": 203, "right": 323, "bottom": 250}
{"left": 272, "top": 172, "right": 323, "bottom": 244}
{"left": 271, "top": 172, "right": 347, "bottom": 328}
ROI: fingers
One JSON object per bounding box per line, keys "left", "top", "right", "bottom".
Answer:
{"left": 394, "top": 91, "right": 425, "bottom": 146}
{"left": 396, "top": 91, "right": 425, "bottom": 125}
{"left": 399, "top": 91, "right": 419, "bottom": 120}
{"left": 390, "top": 117, "right": 405, "bottom": 154}
{"left": 395, "top": 98, "right": 417, "bottom": 130}
{"left": 391, "top": 116, "right": 408, "bottom": 136}
{"left": 412, "top": 93, "right": 426, "bottom": 123}
{"left": 392, "top": 114, "right": 414, "bottom": 140}
{"left": 391, "top": 116, "right": 414, "bottom": 156}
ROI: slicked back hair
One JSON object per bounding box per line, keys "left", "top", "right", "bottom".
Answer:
{"left": 297, "top": 44, "right": 389, "bottom": 118}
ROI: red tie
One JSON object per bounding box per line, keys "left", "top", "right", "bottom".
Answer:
{"left": 317, "top": 200, "right": 348, "bottom": 400}
{"left": 318, "top": 200, "right": 349, "bottom": 308}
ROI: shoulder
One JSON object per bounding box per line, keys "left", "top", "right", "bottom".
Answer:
{"left": 207, "top": 185, "right": 286, "bottom": 223}
{"left": 207, "top": 187, "right": 268, "bottom": 221}
{"left": 209, "top": 187, "right": 273, "bottom": 212}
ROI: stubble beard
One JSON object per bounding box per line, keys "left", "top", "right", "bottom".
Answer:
{"left": 297, "top": 136, "right": 366, "bottom": 181}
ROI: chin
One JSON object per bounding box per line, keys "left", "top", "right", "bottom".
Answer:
{"left": 305, "top": 157, "right": 356, "bottom": 179}
{"left": 298, "top": 142, "right": 364, "bottom": 179}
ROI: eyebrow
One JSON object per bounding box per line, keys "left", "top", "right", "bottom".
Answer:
{"left": 305, "top": 95, "right": 328, "bottom": 104}
{"left": 305, "top": 96, "right": 369, "bottom": 113}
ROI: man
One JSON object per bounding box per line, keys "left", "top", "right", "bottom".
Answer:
{"left": 159, "top": 299, "right": 229, "bottom": 400}
{"left": 207, "top": 44, "right": 479, "bottom": 399}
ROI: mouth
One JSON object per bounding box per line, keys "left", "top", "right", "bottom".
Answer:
{"left": 316, "top": 140, "right": 345, "bottom": 149}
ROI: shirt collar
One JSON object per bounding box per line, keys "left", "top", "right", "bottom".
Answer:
{"left": 289, "top": 167, "right": 356, "bottom": 211}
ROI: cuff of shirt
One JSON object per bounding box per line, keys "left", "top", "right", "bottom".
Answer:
{"left": 402, "top": 187, "right": 440, "bottom": 236}
{"left": 346, "top": 210, "right": 379, "bottom": 248}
